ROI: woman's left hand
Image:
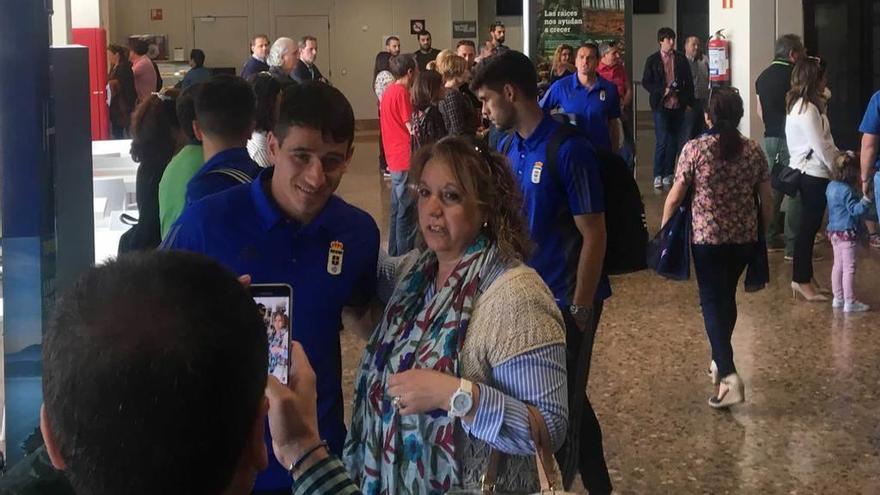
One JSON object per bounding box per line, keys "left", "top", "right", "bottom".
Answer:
{"left": 387, "top": 369, "right": 459, "bottom": 416}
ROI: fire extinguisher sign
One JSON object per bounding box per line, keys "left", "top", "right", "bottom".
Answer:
{"left": 722, "top": 0, "right": 733, "bottom": 8}
{"left": 709, "top": 47, "right": 729, "bottom": 77}
{"left": 708, "top": 30, "right": 731, "bottom": 83}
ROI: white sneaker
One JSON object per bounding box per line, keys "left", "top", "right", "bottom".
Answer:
{"left": 662, "top": 175, "right": 674, "bottom": 186}
{"left": 844, "top": 300, "right": 870, "bottom": 313}
{"left": 832, "top": 298, "right": 844, "bottom": 309}
{"left": 653, "top": 176, "right": 663, "bottom": 189}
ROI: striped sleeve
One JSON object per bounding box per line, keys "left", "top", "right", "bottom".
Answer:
{"left": 461, "top": 344, "right": 569, "bottom": 455}
{"left": 292, "top": 455, "right": 362, "bottom": 495}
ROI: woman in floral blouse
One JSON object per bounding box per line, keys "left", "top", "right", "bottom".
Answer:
{"left": 662, "top": 87, "right": 773, "bottom": 410}
{"left": 344, "top": 137, "right": 568, "bottom": 494}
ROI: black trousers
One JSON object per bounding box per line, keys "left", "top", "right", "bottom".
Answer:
{"left": 378, "top": 107, "right": 388, "bottom": 171}
{"left": 556, "top": 301, "right": 613, "bottom": 494}
{"left": 692, "top": 243, "right": 754, "bottom": 378}
{"left": 792, "top": 174, "right": 829, "bottom": 283}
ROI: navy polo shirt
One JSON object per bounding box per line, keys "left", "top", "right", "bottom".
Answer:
{"left": 540, "top": 74, "right": 621, "bottom": 151}
{"left": 163, "top": 168, "right": 379, "bottom": 490}
{"left": 499, "top": 115, "right": 612, "bottom": 305}
{"left": 185, "top": 147, "right": 261, "bottom": 205}
{"left": 859, "top": 89, "right": 880, "bottom": 170}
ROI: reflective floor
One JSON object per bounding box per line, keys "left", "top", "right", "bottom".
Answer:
{"left": 335, "top": 129, "right": 880, "bottom": 494}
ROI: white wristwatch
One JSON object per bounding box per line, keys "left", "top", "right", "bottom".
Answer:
{"left": 448, "top": 378, "right": 474, "bottom": 418}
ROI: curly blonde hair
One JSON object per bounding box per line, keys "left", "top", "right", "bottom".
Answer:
{"left": 434, "top": 49, "right": 469, "bottom": 84}
{"left": 551, "top": 43, "right": 573, "bottom": 74}
{"left": 408, "top": 136, "right": 532, "bottom": 262}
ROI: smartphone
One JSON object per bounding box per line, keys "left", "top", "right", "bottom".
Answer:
{"left": 250, "top": 284, "right": 293, "bottom": 384}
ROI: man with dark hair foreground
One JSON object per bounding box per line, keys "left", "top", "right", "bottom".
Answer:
{"left": 39, "top": 250, "right": 361, "bottom": 495}
{"left": 163, "top": 81, "right": 379, "bottom": 493}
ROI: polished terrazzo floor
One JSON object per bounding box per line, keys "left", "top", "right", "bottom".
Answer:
{"left": 335, "top": 130, "right": 880, "bottom": 494}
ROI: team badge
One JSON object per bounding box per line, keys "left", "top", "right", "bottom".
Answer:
{"left": 531, "top": 162, "right": 544, "bottom": 184}
{"left": 327, "top": 240, "right": 344, "bottom": 276}
{"left": 600, "top": 89, "right": 606, "bottom": 102}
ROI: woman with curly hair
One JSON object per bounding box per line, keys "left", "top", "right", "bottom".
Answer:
{"left": 549, "top": 43, "right": 574, "bottom": 85}
{"left": 344, "top": 136, "right": 569, "bottom": 493}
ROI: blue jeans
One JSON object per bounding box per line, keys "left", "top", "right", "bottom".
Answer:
{"left": 388, "top": 171, "right": 416, "bottom": 256}
{"left": 692, "top": 243, "right": 755, "bottom": 378}
{"left": 874, "top": 170, "right": 880, "bottom": 221}
{"left": 652, "top": 107, "right": 685, "bottom": 179}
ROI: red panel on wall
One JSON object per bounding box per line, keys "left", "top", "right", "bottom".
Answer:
{"left": 72, "top": 28, "right": 110, "bottom": 140}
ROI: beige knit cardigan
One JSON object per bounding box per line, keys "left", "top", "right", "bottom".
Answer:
{"left": 377, "top": 252, "right": 567, "bottom": 492}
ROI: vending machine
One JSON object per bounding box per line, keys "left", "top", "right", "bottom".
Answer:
{"left": 72, "top": 28, "right": 109, "bottom": 141}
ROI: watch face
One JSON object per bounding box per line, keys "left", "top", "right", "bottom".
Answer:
{"left": 453, "top": 393, "right": 472, "bottom": 413}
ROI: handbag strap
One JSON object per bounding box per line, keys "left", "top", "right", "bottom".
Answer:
{"left": 480, "top": 404, "right": 559, "bottom": 493}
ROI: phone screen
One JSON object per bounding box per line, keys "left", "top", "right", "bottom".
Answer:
{"left": 250, "top": 284, "right": 293, "bottom": 385}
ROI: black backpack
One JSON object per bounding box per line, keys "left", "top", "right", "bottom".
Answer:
{"left": 502, "top": 124, "right": 649, "bottom": 274}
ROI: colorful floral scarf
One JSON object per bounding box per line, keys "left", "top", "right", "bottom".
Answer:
{"left": 344, "top": 236, "right": 499, "bottom": 494}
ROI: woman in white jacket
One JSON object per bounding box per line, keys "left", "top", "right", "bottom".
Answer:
{"left": 785, "top": 58, "right": 838, "bottom": 301}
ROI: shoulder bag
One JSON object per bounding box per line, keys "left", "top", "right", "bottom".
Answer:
{"left": 449, "top": 405, "right": 576, "bottom": 495}
{"left": 770, "top": 150, "right": 810, "bottom": 197}
{"left": 646, "top": 189, "right": 693, "bottom": 281}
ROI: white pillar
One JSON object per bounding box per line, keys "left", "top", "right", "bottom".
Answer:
{"left": 709, "top": 0, "right": 776, "bottom": 140}
{"left": 71, "top": 0, "right": 101, "bottom": 27}
{"left": 51, "top": 0, "right": 73, "bottom": 44}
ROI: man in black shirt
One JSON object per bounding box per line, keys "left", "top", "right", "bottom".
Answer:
{"left": 292, "top": 35, "right": 327, "bottom": 83}
{"left": 413, "top": 30, "right": 441, "bottom": 71}
{"left": 487, "top": 20, "right": 506, "bottom": 53}
{"left": 756, "top": 34, "right": 805, "bottom": 257}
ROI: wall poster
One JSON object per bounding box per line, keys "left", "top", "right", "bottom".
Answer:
{"left": 535, "top": 0, "right": 626, "bottom": 80}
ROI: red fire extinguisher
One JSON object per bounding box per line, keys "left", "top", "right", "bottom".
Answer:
{"left": 708, "top": 30, "right": 731, "bottom": 86}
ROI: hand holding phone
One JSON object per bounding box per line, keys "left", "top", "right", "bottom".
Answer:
{"left": 265, "top": 342, "right": 325, "bottom": 475}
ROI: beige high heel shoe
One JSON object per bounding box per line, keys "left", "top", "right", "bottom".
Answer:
{"left": 709, "top": 373, "right": 745, "bottom": 409}
{"left": 791, "top": 282, "right": 829, "bottom": 302}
